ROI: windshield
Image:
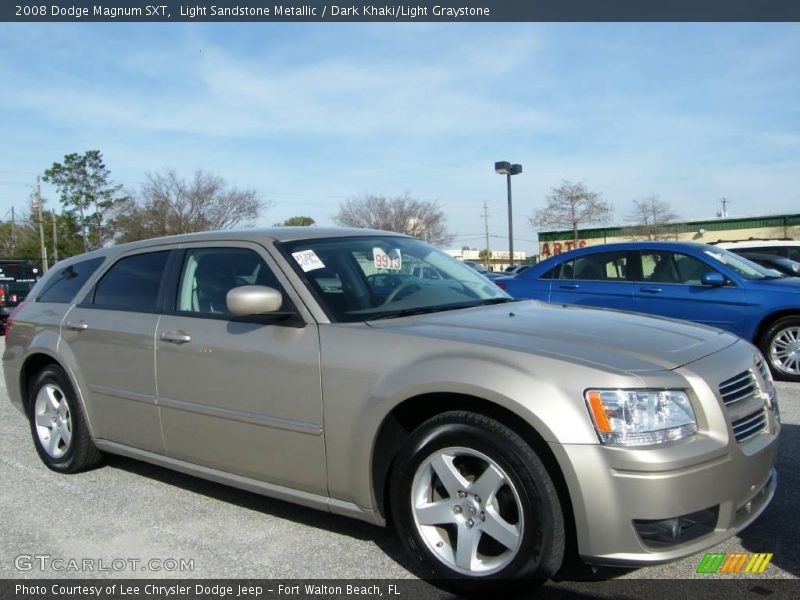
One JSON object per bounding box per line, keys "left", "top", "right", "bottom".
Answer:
{"left": 279, "top": 236, "right": 510, "bottom": 322}
{"left": 703, "top": 247, "right": 785, "bottom": 280}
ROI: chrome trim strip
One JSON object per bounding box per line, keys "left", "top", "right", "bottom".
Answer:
{"left": 89, "top": 384, "right": 157, "bottom": 406}
{"left": 157, "top": 396, "right": 322, "bottom": 436}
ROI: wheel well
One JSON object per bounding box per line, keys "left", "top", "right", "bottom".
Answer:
{"left": 754, "top": 310, "right": 800, "bottom": 346}
{"left": 19, "top": 353, "right": 60, "bottom": 415}
{"left": 371, "top": 392, "right": 578, "bottom": 565}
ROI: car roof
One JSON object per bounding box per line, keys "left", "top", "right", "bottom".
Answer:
{"left": 540, "top": 240, "right": 713, "bottom": 260}
{"left": 43, "top": 227, "right": 409, "bottom": 269}
{"left": 717, "top": 240, "right": 800, "bottom": 248}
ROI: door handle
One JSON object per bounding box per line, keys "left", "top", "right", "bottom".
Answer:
{"left": 160, "top": 331, "right": 192, "bottom": 344}
{"left": 640, "top": 287, "right": 663, "bottom": 294}
{"left": 559, "top": 283, "right": 580, "bottom": 289}
{"left": 65, "top": 321, "right": 88, "bottom": 331}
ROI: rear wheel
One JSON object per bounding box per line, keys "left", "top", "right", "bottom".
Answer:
{"left": 390, "top": 411, "right": 564, "bottom": 593}
{"left": 760, "top": 316, "right": 800, "bottom": 382}
{"left": 28, "top": 365, "right": 102, "bottom": 473}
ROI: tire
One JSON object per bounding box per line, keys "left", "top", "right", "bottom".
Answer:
{"left": 390, "top": 411, "right": 564, "bottom": 594}
{"left": 759, "top": 316, "right": 800, "bottom": 382}
{"left": 27, "top": 365, "right": 102, "bottom": 473}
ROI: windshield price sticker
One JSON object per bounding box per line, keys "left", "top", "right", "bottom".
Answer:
{"left": 292, "top": 250, "right": 326, "bottom": 272}
{"left": 374, "top": 248, "right": 402, "bottom": 270}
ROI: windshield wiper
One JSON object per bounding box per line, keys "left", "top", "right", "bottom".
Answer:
{"left": 368, "top": 298, "right": 516, "bottom": 321}
{"left": 369, "top": 306, "right": 462, "bottom": 321}
{"left": 475, "top": 297, "right": 517, "bottom": 305}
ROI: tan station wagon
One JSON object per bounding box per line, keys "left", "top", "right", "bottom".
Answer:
{"left": 2, "top": 228, "right": 780, "bottom": 590}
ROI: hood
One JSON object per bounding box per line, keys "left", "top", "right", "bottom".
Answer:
{"left": 367, "top": 301, "right": 739, "bottom": 373}
{"left": 744, "top": 276, "right": 800, "bottom": 292}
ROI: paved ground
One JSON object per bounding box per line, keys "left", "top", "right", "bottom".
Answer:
{"left": 0, "top": 337, "right": 797, "bottom": 589}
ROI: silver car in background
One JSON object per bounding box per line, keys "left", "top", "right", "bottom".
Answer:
{"left": 2, "top": 228, "right": 780, "bottom": 592}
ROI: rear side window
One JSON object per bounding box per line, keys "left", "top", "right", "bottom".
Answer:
{"left": 91, "top": 251, "right": 170, "bottom": 312}
{"left": 36, "top": 257, "right": 105, "bottom": 303}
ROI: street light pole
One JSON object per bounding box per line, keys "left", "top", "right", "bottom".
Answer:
{"left": 494, "top": 161, "right": 522, "bottom": 267}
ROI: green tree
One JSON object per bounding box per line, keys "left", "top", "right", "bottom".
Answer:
{"left": 275, "top": 216, "right": 315, "bottom": 226}
{"left": 42, "top": 150, "right": 127, "bottom": 251}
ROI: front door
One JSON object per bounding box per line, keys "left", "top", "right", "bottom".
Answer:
{"left": 155, "top": 244, "right": 326, "bottom": 495}
{"left": 633, "top": 250, "right": 746, "bottom": 334}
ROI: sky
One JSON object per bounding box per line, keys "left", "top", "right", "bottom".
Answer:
{"left": 0, "top": 22, "right": 798, "bottom": 255}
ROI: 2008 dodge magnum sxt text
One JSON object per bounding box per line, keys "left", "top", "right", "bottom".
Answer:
{"left": 2, "top": 228, "right": 780, "bottom": 591}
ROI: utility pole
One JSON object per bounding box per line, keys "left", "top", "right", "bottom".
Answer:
{"left": 10, "top": 206, "right": 16, "bottom": 251}
{"left": 33, "top": 176, "right": 48, "bottom": 272}
{"left": 51, "top": 211, "right": 59, "bottom": 264}
{"left": 718, "top": 197, "right": 730, "bottom": 218}
{"left": 482, "top": 201, "right": 491, "bottom": 270}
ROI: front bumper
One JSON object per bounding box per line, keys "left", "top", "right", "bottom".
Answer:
{"left": 552, "top": 343, "right": 780, "bottom": 566}
{"left": 551, "top": 440, "right": 777, "bottom": 566}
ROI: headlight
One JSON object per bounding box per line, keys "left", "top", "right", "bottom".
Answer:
{"left": 584, "top": 389, "right": 697, "bottom": 447}
{"left": 760, "top": 360, "right": 780, "bottom": 426}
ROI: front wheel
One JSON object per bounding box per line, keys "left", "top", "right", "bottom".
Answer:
{"left": 760, "top": 316, "right": 800, "bottom": 382}
{"left": 390, "top": 411, "right": 564, "bottom": 592}
{"left": 28, "top": 365, "right": 102, "bottom": 473}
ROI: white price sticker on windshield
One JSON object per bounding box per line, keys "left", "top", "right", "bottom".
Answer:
{"left": 292, "top": 250, "right": 325, "bottom": 272}
{"left": 373, "top": 247, "right": 402, "bottom": 270}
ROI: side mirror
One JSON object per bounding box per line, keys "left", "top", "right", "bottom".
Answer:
{"left": 226, "top": 285, "right": 283, "bottom": 316}
{"left": 701, "top": 272, "right": 726, "bottom": 287}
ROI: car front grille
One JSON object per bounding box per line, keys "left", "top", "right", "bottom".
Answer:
{"left": 718, "top": 359, "right": 771, "bottom": 444}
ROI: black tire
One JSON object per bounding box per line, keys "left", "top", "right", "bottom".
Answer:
{"left": 759, "top": 316, "right": 800, "bottom": 382}
{"left": 390, "top": 411, "right": 564, "bottom": 595}
{"left": 27, "top": 365, "right": 102, "bottom": 473}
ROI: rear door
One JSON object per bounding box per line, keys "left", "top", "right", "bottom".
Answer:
{"left": 548, "top": 250, "right": 636, "bottom": 310}
{"left": 155, "top": 243, "right": 326, "bottom": 495}
{"left": 61, "top": 248, "right": 171, "bottom": 453}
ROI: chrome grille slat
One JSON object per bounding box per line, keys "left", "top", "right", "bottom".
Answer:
{"left": 731, "top": 410, "right": 767, "bottom": 443}
{"left": 718, "top": 369, "right": 758, "bottom": 406}
{"left": 719, "top": 361, "right": 770, "bottom": 445}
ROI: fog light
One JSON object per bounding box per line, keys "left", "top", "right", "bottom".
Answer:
{"left": 634, "top": 506, "right": 718, "bottom": 548}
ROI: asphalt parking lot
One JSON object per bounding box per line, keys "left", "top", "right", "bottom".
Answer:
{"left": 0, "top": 337, "right": 797, "bottom": 593}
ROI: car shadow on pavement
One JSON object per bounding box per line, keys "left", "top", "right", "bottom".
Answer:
{"left": 738, "top": 422, "right": 799, "bottom": 578}
{"left": 102, "top": 454, "right": 643, "bottom": 598}
{"left": 102, "top": 453, "right": 418, "bottom": 571}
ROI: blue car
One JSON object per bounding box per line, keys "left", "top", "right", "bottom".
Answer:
{"left": 496, "top": 241, "right": 800, "bottom": 381}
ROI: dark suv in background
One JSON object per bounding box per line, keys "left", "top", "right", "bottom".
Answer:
{"left": 0, "top": 259, "right": 40, "bottom": 333}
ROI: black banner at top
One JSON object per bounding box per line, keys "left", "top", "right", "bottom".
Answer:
{"left": 3, "top": 0, "right": 800, "bottom": 23}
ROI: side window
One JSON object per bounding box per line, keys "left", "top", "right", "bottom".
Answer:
{"left": 640, "top": 251, "right": 712, "bottom": 285}
{"left": 92, "top": 251, "right": 170, "bottom": 312}
{"left": 37, "top": 257, "right": 105, "bottom": 303}
{"left": 556, "top": 260, "right": 575, "bottom": 280}
{"left": 571, "top": 252, "right": 628, "bottom": 281}
{"left": 786, "top": 247, "right": 800, "bottom": 262}
{"left": 176, "top": 248, "right": 286, "bottom": 317}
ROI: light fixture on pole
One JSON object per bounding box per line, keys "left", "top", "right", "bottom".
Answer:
{"left": 494, "top": 161, "right": 522, "bottom": 266}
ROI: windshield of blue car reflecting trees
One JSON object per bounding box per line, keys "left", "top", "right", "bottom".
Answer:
{"left": 280, "top": 236, "right": 510, "bottom": 322}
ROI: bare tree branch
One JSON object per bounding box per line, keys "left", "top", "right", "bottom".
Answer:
{"left": 530, "top": 181, "right": 612, "bottom": 243}
{"left": 625, "top": 194, "right": 680, "bottom": 240}
{"left": 111, "top": 169, "right": 267, "bottom": 243}
{"left": 334, "top": 193, "right": 454, "bottom": 246}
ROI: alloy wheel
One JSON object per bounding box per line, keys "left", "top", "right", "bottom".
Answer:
{"left": 410, "top": 446, "right": 524, "bottom": 576}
